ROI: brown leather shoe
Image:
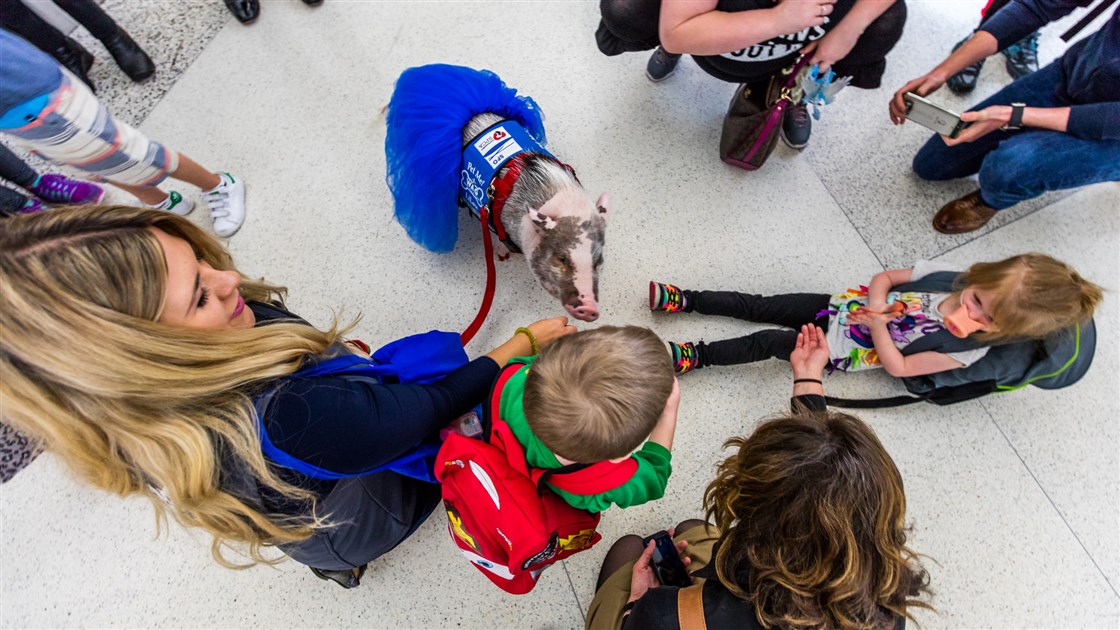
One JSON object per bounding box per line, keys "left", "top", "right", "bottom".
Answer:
{"left": 933, "top": 190, "right": 998, "bottom": 234}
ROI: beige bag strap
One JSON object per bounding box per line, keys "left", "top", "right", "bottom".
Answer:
{"left": 676, "top": 584, "right": 707, "bottom": 630}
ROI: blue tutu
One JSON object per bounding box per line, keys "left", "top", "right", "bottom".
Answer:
{"left": 384, "top": 64, "right": 548, "bottom": 253}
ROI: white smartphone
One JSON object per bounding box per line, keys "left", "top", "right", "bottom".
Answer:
{"left": 904, "top": 92, "right": 972, "bottom": 138}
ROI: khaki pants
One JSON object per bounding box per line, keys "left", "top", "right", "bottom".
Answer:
{"left": 585, "top": 524, "right": 720, "bottom": 630}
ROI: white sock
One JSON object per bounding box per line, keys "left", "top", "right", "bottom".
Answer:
{"left": 203, "top": 173, "right": 229, "bottom": 193}
{"left": 147, "top": 195, "right": 172, "bottom": 210}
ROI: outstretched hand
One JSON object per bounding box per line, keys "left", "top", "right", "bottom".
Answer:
{"left": 790, "top": 324, "right": 830, "bottom": 379}
{"left": 526, "top": 316, "right": 578, "bottom": 350}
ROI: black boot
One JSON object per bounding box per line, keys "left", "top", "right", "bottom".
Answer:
{"left": 224, "top": 0, "right": 260, "bottom": 23}
{"left": 53, "top": 37, "right": 96, "bottom": 91}
{"left": 101, "top": 30, "right": 155, "bottom": 82}
{"left": 310, "top": 564, "right": 366, "bottom": 589}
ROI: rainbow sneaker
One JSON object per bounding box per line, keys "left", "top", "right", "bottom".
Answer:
{"left": 650, "top": 281, "right": 688, "bottom": 313}
{"left": 668, "top": 341, "right": 701, "bottom": 374}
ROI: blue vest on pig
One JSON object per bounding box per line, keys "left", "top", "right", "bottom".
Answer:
{"left": 460, "top": 120, "right": 550, "bottom": 215}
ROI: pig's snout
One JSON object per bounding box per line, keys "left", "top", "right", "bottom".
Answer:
{"left": 566, "top": 300, "right": 600, "bottom": 322}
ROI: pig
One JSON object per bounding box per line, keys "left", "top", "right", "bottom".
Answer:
{"left": 384, "top": 64, "right": 610, "bottom": 323}
{"left": 461, "top": 113, "right": 608, "bottom": 322}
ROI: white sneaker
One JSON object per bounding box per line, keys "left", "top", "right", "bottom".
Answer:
{"left": 203, "top": 172, "right": 246, "bottom": 237}
{"left": 148, "top": 190, "right": 194, "bottom": 215}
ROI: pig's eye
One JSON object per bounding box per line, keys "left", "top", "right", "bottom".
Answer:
{"left": 555, "top": 254, "right": 570, "bottom": 268}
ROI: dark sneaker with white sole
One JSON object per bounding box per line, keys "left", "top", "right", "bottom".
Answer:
{"left": 780, "top": 103, "right": 811, "bottom": 150}
{"left": 947, "top": 37, "right": 984, "bottom": 94}
{"left": 646, "top": 47, "right": 681, "bottom": 82}
{"left": 1002, "top": 31, "right": 1039, "bottom": 80}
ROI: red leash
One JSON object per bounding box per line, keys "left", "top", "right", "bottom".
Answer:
{"left": 460, "top": 205, "right": 498, "bottom": 346}
{"left": 458, "top": 153, "right": 578, "bottom": 346}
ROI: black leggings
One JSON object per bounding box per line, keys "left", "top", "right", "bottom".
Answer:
{"left": 687, "top": 290, "right": 831, "bottom": 366}
{"left": 0, "top": 143, "right": 39, "bottom": 215}
{"left": 0, "top": 0, "right": 121, "bottom": 54}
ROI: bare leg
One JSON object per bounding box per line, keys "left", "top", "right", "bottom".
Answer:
{"left": 169, "top": 153, "right": 221, "bottom": 190}
{"left": 113, "top": 181, "right": 167, "bottom": 206}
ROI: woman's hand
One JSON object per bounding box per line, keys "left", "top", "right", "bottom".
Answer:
{"left": 802, "top": 22, "right": 860, "bottom": 72}
{"left": 790, "top": 324, "right": 830, "bottom": 379}
{"left": 940, "top": 105, "right": 1013, "bottom": 146}
{"left": 526, "top": 316, "right": 578, "bottom": 351}
{"left": 484, "top": 316, "right": 576, "bottom": 366}
{"left": 771, "top": 0, "right": 836, "bottom": 36}
{"left": 890, "top": 71, "right": 947, "bottom": 125}
{"left": 627, "top": 530, "right": 691, "bottom": 605}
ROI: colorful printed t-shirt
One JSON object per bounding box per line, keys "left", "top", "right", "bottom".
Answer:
{"left": 824, "top": 260, "right": 990, "bottom": 372}
{"left": 499, "top": 356, "right": 672, "bottom": 513}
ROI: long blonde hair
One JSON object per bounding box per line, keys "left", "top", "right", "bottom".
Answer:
{"left": 0, "top": 205, "right": 345, "bottom": 566}
{"left": 961, "top": 253, "right": 1103, "bottom": 343}
{"left": 705, "top": 411, "right": 931, "bottom": 629}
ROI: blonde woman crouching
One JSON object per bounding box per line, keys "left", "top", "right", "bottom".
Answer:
{"left": 586, "top": 325, "right": 932, "bottom": 629}
{"left": 0, "top": 205, "right": 575, "bottom": 588}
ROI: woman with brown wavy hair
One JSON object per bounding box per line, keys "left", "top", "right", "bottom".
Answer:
{"left": 586, "top": 324, "right": 931, "bottom": 629}
{"left": 0, "top": 205, "right": 574, "bottom": 589}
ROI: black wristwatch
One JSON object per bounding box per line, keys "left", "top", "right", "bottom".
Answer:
{"left": 1002, "top": 102, "right": 1027, "bottom": 130}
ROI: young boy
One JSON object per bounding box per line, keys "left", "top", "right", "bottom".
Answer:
{"left": 495, "top": 325, "right": 679, "bottom": 513}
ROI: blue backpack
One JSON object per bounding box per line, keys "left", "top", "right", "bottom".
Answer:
{"left": 254, "top": 330, "right": 473, "bottom": 483}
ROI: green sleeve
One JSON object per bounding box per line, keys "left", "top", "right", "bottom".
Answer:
{"left": 549, "top": 442, "right": 673, "bottom": 513}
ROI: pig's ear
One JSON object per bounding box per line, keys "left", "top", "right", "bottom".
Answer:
{"left": 595, "top": 193, "right": 610, "bottom": 221}
{"left": 529, "top": 207, "right": 556, "bottom": 231}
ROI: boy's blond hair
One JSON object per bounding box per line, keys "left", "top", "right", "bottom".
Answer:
{"left": 522, "top": 326, "right": 674, "bottom": 463}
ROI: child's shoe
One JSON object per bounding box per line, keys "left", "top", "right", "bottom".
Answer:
{"left": 650, "top": 281, "right": 689, "bottom": 313}
{"left": 18, "top": 198, "right": 47, "bottom": 214}
{"left": 148, "top": 190, "right": 195, "bottom": 216}
{"left": 668, "top": 341, "right": 701, "bottom": 374}
{"left": 203, "top": 172, "right": 245, "bottom": 237}
{"left": 31, "top": 174, "right": 105, "bottom": 205}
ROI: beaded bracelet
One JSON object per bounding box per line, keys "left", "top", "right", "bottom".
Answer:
{"left": 515, "top": 327, "right": 540, "bottom": 355}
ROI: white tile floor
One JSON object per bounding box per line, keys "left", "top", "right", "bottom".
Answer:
{"left": 2, "top": 1, "right": 1118, "bottom": 627}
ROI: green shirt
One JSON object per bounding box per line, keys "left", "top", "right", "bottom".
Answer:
{"left": 498, "top": 356, "right": 672, "bottom": 513}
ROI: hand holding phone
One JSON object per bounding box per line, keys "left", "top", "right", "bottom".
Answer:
{"left": 642, "top": 531, "right": 692, "bottom": 587}
{"left": 904, "top": 92, "right": 972, "bottom": 138}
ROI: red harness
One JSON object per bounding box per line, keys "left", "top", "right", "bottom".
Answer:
{"left": 486, "top": 152, "right": 580, "bottom": 255}
{"left": 461, "top": 152, "right": 579, "bottom": 347}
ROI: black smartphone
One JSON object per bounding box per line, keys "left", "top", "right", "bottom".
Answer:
{"left": 642, "top": 531, "right": 692, "bottom": 587}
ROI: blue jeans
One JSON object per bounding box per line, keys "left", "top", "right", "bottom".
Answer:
{"left": 912, "top": 60, "right": 1120, "bottom": 210}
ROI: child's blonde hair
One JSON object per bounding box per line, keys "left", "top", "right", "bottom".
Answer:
{"left": 963, "top": 253, "right": 1103, "bottom": 342}
{"left": 522, "top": 326, "right": 674, "bottom": 463}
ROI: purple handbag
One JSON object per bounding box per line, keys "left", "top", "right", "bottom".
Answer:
{"left": 719, "top": 54, "right": 812, "bottom": 171}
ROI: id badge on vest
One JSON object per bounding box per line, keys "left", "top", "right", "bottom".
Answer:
{"left": 460, "top": 120, "right": 548, "bottom": 218}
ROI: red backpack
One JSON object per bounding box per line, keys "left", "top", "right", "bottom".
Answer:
{"left": 435, "top": 362, "right": 637, "bottom": 594}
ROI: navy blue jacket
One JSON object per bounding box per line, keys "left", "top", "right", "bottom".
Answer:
{"left": 248, "top": 301, "right": 498, "bottom": 513}
{"left": 981, "top": 0, "right": 1120, "bottom": 140}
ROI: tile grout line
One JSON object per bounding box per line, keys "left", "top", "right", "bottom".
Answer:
{"left": 560, "top": 560, "right": 587, "bottom": 624}
{"left": 809, "top": 165, "right": 889, "bottom": 272}
{"left": 979, "top": 401, "right": 1120, "bottom": 600}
